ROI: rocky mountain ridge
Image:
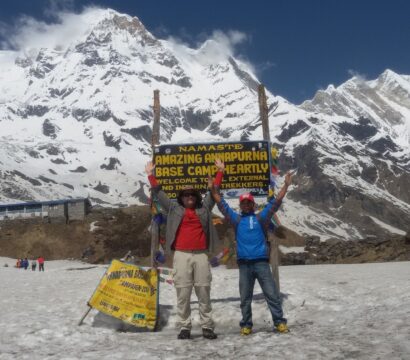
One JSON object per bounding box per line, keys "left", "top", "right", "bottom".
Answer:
{"left": 0, "top": 8, "right": 409, "bottom": 240}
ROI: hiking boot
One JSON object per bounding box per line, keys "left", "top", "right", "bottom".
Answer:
{"left": 202, "top": 328, "right": 218, "bottom": 339}
{"left": 275, "top": 323, "right": 289, "bottom": 333}
{"left": 177, "top": 329, "right": 191, "bottom": 340}
{"left": 240, "top": 327, "right": 252, "bottom": 336}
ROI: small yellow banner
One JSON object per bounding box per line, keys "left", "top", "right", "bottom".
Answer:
{"left": 88, "top": 260, "right": 159, "bottom": 330}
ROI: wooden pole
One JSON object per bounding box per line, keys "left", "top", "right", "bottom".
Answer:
{"left": 152, "top": 90, "right": 160, "bottom": 147}
{"left": 78, "top": 305, "right": 92, "bottom": 326}
{"left": 150, "top": 90, "right": 161, "bottom": 267}
{"left": 258, "top": 84, "right": 280, "bottom": 292}
{"left": 258, "top": 84, "right": 270, "bottom": 142}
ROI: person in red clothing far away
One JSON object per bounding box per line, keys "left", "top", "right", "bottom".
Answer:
{"left": 37, "top": 256, "right": 45, "bottom": 271}
{"left": 145, "top": 159, "right": 224, "bottom": 340}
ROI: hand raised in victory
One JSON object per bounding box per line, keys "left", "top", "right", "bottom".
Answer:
{"left": 215, "top": 158, "right": 225, "bottom": 172}
{"left": 145, "top": 161, "right": 155, "bottom": 176}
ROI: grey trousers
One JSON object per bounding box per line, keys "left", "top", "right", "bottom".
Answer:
{"left": 173, "top": 251, "right": 214, "bottom": 330}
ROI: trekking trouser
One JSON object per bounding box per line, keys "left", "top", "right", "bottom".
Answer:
{"left": 239, "top": 260, "right": 286, "bottom": 328}
{"left": 173, "top": 250, "right": 214, "bottom": 330}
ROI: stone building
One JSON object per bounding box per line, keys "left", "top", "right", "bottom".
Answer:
{"left": 0, "top": 198, "right": 92, "bottom": 222}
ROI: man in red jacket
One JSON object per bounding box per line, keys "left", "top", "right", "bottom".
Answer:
{"left": 38, "top": 256, "right": 45, "bottom": 271}
{"left": 146, "top": 160, "right": 224, "bottom": 340}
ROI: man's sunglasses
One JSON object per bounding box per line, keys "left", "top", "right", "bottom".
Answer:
{"left": 182, "top": 193, "right": 196, "bottom": 198}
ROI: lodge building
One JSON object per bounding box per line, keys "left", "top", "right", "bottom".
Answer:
{"left": 0, "top": 198, "right": 92, "bottom": 222}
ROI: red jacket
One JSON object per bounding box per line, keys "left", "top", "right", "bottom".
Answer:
{"left": 149, "top": 171, "right": 223, "bottom": 251}
{"left": 38, "top": 257, "right": 45, "bottom": 264}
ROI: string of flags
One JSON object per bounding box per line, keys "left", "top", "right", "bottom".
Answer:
{"left": 150, "top": 194, "right": 167, "bottom": 251}
{"left": 210, "top": 237, "right": 236, "bottom": 267}
{"left": 151, "top": 196, "right": 167, "bottom": 225}
{"left": 156, "top": 267, "right": 174, "bottom": 285}
{"left": 269, "top": 146, "right": 281, "bottom": 231}
{"left": 141, "top": 266, "right": 174, "bottom": 285}
{"left": 210, "top": 247, "right": 230, "bottom": 267}
{"left": 269, "top": 146, "right": 280, "bottom": 198}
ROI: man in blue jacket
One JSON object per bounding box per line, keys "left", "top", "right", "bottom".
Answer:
{"left": 209, "top": 159, "right": 293, "bottom": 335}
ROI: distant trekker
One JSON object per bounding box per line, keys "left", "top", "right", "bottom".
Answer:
{"left": 23, "top": 258, "right": 29, "bottom": 270}
{"left": 38, "top": 257, "right": 45, "bottom": 271}
{"left": 31, "top": 260, "right": 37, "bottom": 271}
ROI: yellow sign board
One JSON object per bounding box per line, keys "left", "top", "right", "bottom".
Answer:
{"left": 88, "top": 260, "right": 159, "bottom": 330}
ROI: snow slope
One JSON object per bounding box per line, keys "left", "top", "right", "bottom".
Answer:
{"left": 0, "top": 257, "right": 409, "bottom": 359}
{"left": 0, "top": 8, "right": 409, "bottom": 239}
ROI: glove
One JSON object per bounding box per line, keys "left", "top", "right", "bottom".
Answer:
{"left": 153, "top": 214, "right": 165, "bottom": 225}
{"left": 154, "top": 250, "right": 166, "bottom": 264}
{"left": 209, "top": 256, "right": 220, "bottom": 267}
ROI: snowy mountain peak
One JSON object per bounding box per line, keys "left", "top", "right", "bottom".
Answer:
{"left": 379, "top": 68, "right": 401, "bottom": 82}
{"left": 91, "top": 10, "right": 158, "bottom": 46}
{"left": 300, "top": 70, "right": 410, "bottom": 148}
{"left": 324, "top": 84, "right": 336, "bottom": 94}
{"left": 0, "top": 8, "right": 409, "bottom": 241}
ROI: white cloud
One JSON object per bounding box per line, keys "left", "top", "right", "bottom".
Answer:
{"left": 165, "top": 28, "right": 255, "bottom": 73}
{"left": 255, "top": 60, "right": 276, "bottom": 73}
{"left": 348, "top": 69, "right": 367, "bottom": 82}
{"left": 0, "top": 6, "right": 107, "bottom": 55}
{"left": 0, "top": 6, "right": 258, "bottom": 76}
{"left": 44, "top": 0, "right": 75, "bottom": 19}
{"left": 197, "top": 30, "right": 249, "bottom": 61}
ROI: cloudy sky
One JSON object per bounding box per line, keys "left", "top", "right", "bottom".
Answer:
{"left": 1, "top": 0, "right": 409, "bottom": 104}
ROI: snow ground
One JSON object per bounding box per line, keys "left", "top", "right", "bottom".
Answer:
{"left": 279, "top": 245, "right": 306, "bottom": 254}
{"left": 0, "top": 258, "right": 409, "bottom": 360}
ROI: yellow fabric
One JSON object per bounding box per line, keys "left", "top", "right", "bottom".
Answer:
{"left": 88, "top": 260, "right": 159, "bottom": 330}
{"left": 212, "top": 218, "right": 224, "bottom": 225}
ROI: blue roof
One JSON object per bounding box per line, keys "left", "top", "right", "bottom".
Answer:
{"left": 0, "top": 198, "right": 90, "bottom": 209}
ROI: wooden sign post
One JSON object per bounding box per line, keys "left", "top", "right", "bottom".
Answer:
{"left": 150, "top": 90, "right": 160, "bottom": 267}
{"left": 258, "top": 84, "right": 280, "bottom": 292}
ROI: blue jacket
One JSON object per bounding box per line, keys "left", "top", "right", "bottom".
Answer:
{"left": 217, "top": 197, "right": 282, "bottom": 261}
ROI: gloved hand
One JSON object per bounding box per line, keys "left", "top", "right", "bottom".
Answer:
{"left": 153, "top": 213, "right": 165, "bottom": 225}
{"left": 209, "top": 256, "right": 219, "bottom": 267}
{"left": 154, "top": 250, "right": 166, "bottom": 264}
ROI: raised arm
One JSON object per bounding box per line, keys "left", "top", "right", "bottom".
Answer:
{"left": 275, "top": 171, "right": 293, "bottom": 203}
{"left": 203, "top": 159, "right": 225, "bottom": 210}
{"left": 145, "top": 161, "right": 172, "bottom": 212}
{"left": 208, "top": 175, "right": 222, "bottom": 204}
{"left": 208, "top": 160, "right": 240, "bottom": 226}
{"left": 259, "top": 170, "right": 293, "bottom": 222}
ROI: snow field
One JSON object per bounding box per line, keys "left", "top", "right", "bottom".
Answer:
{"left": 0, "top": 258, "right": 409, "bottom": 359}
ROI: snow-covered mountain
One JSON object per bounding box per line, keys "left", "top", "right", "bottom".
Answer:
{"left": 300, "top": 69, "right": 410, "bottom": 148}
{"left": 0, "top": 8, "right": 409, "bottom": 240}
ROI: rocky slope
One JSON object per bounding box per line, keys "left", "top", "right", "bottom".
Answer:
{"left": 0, "top": 8, "right": 409, "bottom": 240}
{"left": 1, "top": 207, "right": 408, "bottom": 266}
